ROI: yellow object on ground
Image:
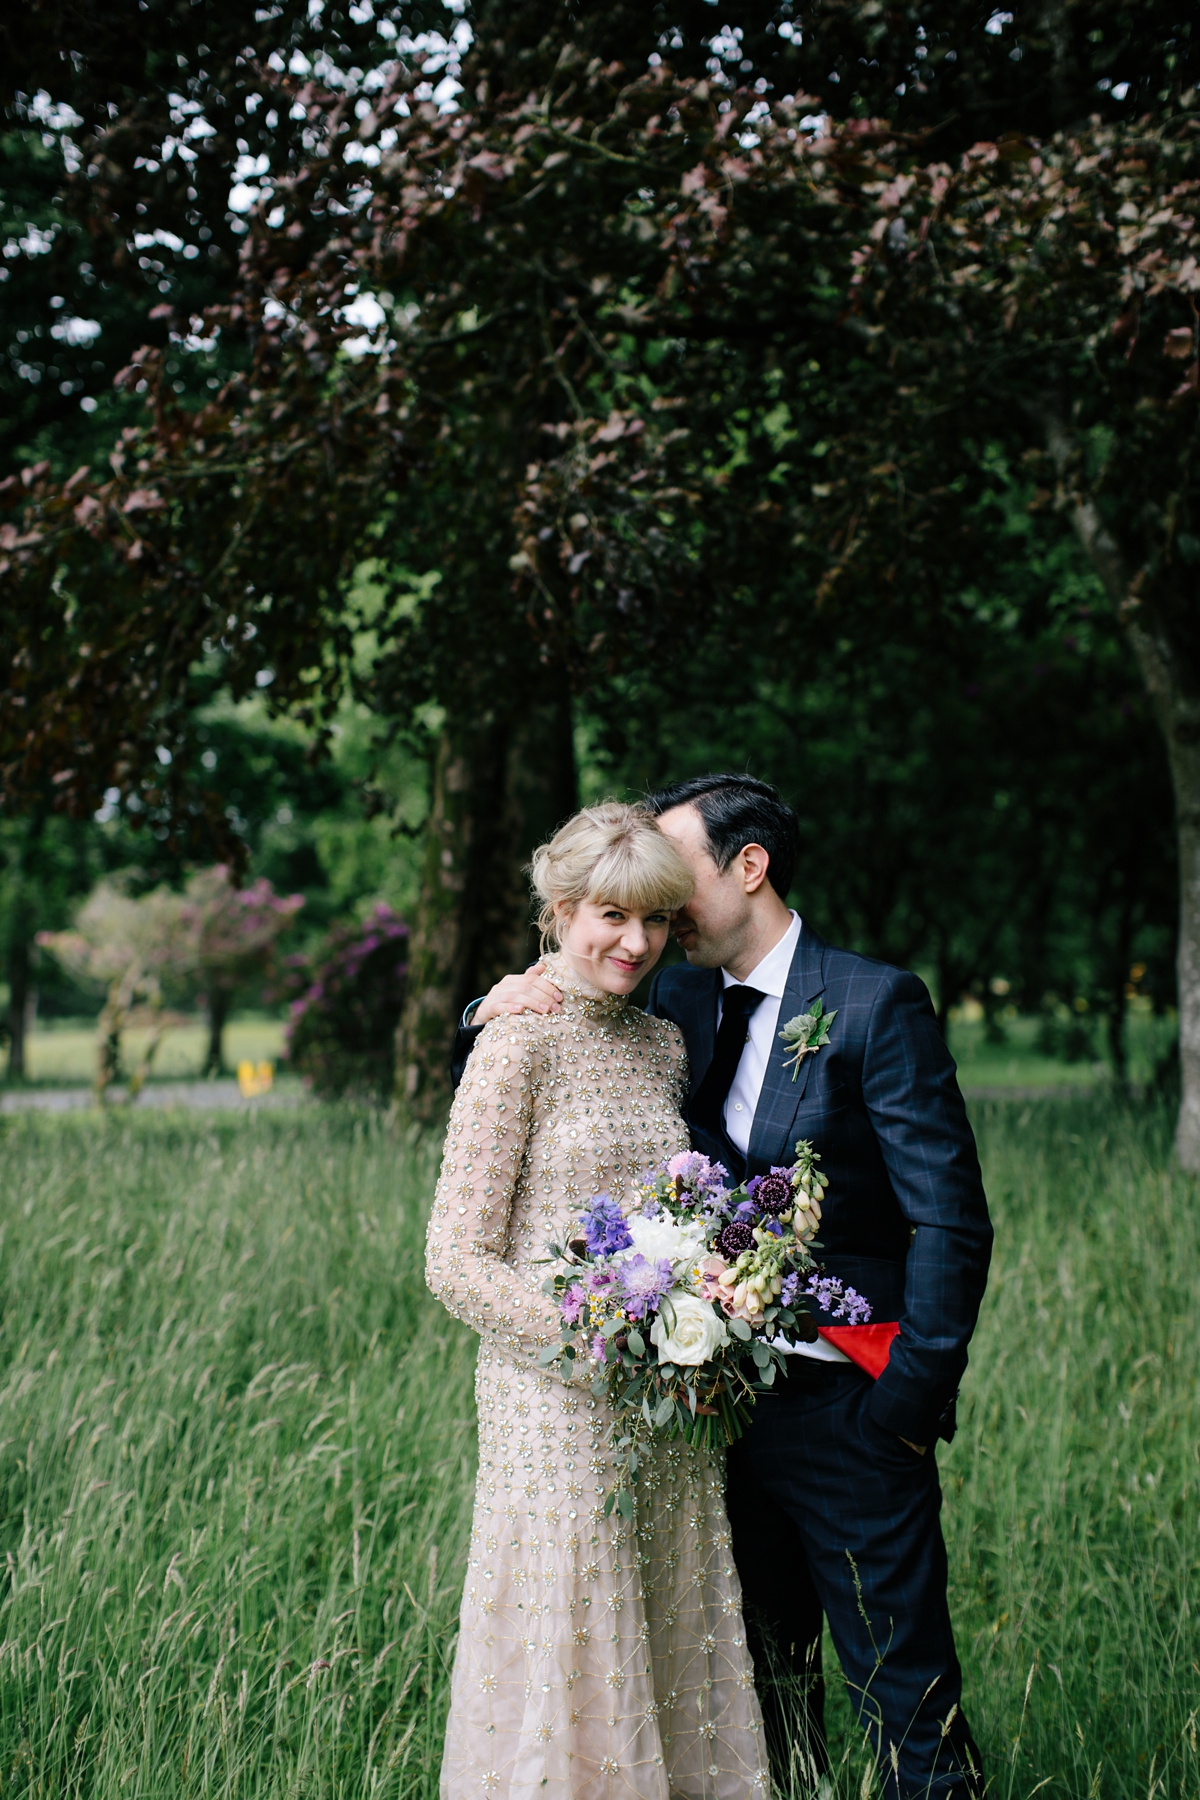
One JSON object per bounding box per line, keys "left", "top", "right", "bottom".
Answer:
{"left": 237, "top": 1060, "right": 274, "bottom": 1098}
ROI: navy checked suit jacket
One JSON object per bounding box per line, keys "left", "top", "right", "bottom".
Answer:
{"left": 647, "top": 923, "right": 992, "bottom": 1445}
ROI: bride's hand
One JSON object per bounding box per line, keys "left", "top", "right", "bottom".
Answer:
{"left": 473, "top": 963, "right": 564, "bottom": 1026}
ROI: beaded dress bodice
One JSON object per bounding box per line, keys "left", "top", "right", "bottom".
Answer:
{"left": 427, "top": 956, "right": 692, "bottom": 1357}
{"left": 426, "top": 957, "right": 767, "bottom": 1800}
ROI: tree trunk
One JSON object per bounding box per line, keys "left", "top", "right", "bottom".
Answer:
{"left": 1105, "top": 894, "right": 1133, "bottom": 1091}
{"left": 1042, "top": 412, "right": 1200, "bottom": 1159}
{"left": 1122, "top": 610, "right": 1200, "bottom": 1161}
{"left": 204, "top": 987, "right": 232, "bottom": 1076}
{"left": 6, "top": 934, "right": 30, "bottom": 1081}
{"left": 395, "top": 694, "right": 577, "bottom": 1123}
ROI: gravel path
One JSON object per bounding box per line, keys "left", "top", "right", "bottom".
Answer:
{"left": 1, "top": 1080, "right": 307, "bottom": 1114}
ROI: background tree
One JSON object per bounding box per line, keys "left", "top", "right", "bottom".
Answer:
{"left": 1, "top": 0, "right": 1192, "bottom": 1121}
{"left": 178, "top": 866, "right": 304, "bottom": 1072}
{"left": 791, "top": 109, "right": 1200, "bottom": 1147}
{"left": 0, "top": 809, "right": 96, "bottom": 1076}
{"left": 37, "top": 877, "right": 188, "bottom": 1099}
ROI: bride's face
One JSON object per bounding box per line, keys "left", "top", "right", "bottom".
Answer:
{"left": 555, "top": 898, "right": 673, "bottom": 994}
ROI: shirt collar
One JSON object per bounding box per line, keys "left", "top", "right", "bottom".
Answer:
{"left": 721, "top": 911, "right": 801, "bottom": 1000}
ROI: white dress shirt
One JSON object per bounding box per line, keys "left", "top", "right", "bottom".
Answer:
{"left": 720, "top": 912, "right": 801, "bottom": 1158}
{"left": 719, "top": 911, "right": 849, "bottom": 1364}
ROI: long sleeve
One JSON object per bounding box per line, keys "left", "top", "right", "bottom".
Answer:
{"left": 860, "top": 968, "right": 993, "bottom": 1442}
{"left": 425, "top": 1016, "right": 565, "bottom": 1369}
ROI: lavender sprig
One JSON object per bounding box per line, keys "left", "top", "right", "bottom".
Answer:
{"left": 803, "top": 1272, "right": 873, "bottom": 1326}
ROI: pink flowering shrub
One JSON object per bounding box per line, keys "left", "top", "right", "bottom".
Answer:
{"left": 283, "top": 904, "right": 408, "bottom": 1099}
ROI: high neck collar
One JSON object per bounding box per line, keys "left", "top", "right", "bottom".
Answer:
{"left": 542, "top": 951, "right": 631, "bottom": 1019}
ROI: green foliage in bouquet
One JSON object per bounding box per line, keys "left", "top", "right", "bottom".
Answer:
{"left": 539, "top": 1143, "right": 868, "bottom": 1514}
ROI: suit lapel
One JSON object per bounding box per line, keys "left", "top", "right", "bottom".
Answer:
{"left": 746, "top": 923, "right": 827, "bottom": 1168}
{"left": 686, "top": 969, "right": 722, "bottom": 1099}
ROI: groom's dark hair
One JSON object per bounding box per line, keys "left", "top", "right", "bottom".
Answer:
{"left": 645, "top": 773, "right": 799, "bottom": 900}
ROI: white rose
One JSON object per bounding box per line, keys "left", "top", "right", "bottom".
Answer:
{"left": 650, "top": 1290, "right": 730, "bottom": 1367}
{"left": 623, "top": 1212, "right": 707, "bottom": 1273}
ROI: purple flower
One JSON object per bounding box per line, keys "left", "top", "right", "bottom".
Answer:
{"left": 716, "top": 1221, "right": 755, "bottom": 1260}
{"left": 733, "top": 1199, "right": 760, "bottom": 1224}
{"left": 763, "top": 1218, "right": 784, "bottom": 1237}
{"left": 617, "top": 1255, "right": 674, "bottom": 1322}
{"left": 744, "top": 1175, "right": 763, "bottom": 1201}
{"left": 560, "top": 1283, "right": 586, "bottom": 1326}
{"left": 803, "top": 1273, "right": 872, "bottom": 1326}
{"left": 780, "top": 1271, "right": 800, "bottom": 1308}
{"left": 585, "top": 1265, "right": 618, "bottom": 1296}
{"left": 581, "top": 1195, "right": 633, "bottom": 1256}
{"left": 590, "top": 1333, "right": 607, "bottom": 1362}
{"left": 755, "top": 1173, "right": 793, "bottom": 1216}
{"left": 666, "top": 1151, "right": 731, "bottom": 1205}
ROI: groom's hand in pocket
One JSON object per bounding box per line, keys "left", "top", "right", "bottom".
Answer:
{"left": 473, "top": 963, "right": 564, "bottom": 1026}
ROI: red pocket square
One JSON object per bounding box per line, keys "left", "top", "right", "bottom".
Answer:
{"left": 816, "top": 1321, "right": 901, "bottom": 1379}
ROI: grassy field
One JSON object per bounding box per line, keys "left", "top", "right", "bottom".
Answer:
{"left": 11, "top": 1006, "right": 1175, "bottom": 1095}
{"left": 13, "top": 1018, "right": 287, "bottom": 1087}
{"left": 0, "top": 1100, "right": 1194, "bottom": 1797}
{"left": 946, "top": 1006, "right": 1176, "bottom": 1092}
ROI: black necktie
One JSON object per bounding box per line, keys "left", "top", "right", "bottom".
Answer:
{"left": 691, "top": 985, "right": 766, "bottom": 1143}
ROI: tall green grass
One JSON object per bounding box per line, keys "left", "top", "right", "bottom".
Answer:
{"left": 0, "top": 1099, "right": 1194, "bottom": 1796}
{"left": 0, "top": 1109, "right": 472, "bottom": 1796}
{"left": 942, "top": 1099, "right": 1200, "bottom": 1800}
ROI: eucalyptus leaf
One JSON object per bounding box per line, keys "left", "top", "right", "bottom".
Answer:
{"left": 617, "top": 1488, "right": 634, "bottom": 1518}
{"left": 654, "top": 1397, "right": 675, "bottom": 1428}
{"left": 627, "top": 1329, "right": 645, "bottom": 1356}
{"left": 728, "top": 1317, "right": 752, "bottom": 1342}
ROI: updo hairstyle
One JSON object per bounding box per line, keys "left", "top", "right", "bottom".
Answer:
{"left": 529, "top": 803, "right": 694, "bottom": 952}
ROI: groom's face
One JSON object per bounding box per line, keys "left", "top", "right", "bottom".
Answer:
{"left": 655, "top": 804, "right": 753, "bottom": 969}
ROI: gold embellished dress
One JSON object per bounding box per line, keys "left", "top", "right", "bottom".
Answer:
{"left": 425, "top": 956, "right": 768, "bottom": 1800}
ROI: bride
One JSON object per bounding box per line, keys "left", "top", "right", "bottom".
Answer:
{"left": 426, "top": 803, "right": 767, "bottom": 1800}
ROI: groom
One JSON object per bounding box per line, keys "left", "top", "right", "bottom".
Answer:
{"left": 450, "top": 773, "right": 992, "bottom": 1799}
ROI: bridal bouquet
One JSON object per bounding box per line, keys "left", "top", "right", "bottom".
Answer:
{"left": 539, "top": 1143, "right": 870, "bottom": 1514}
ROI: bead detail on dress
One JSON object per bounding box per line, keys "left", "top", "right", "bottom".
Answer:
{"left": 427, "top": 976, "right": 767, "bottom": 1800}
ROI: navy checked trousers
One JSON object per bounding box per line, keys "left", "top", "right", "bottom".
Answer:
{"left": 726, "top": 1362, "right": 984, "bottom": 1800}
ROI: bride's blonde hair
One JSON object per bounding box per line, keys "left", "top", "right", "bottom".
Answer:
{"left": 529, "top": 803, "right": 694, "bottom": 952}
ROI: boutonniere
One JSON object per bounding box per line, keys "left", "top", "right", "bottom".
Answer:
{"left": 779, "top": 1000, "right": 837, "bottom": 1080}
